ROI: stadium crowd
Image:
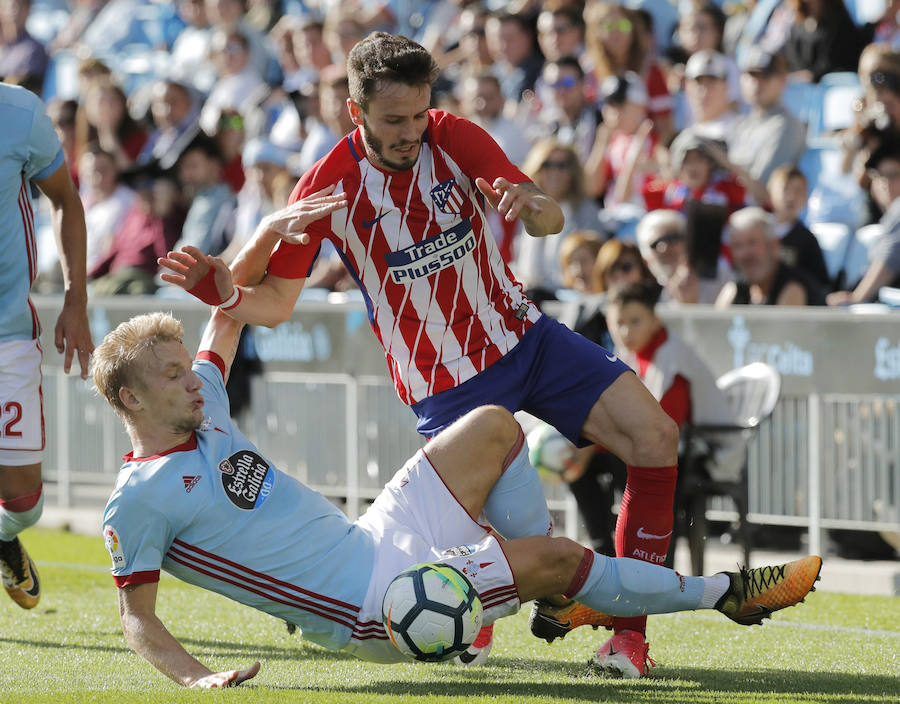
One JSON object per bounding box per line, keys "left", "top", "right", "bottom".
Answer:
{"left": 3, "top": 0, "right": 900, "bottom": 307}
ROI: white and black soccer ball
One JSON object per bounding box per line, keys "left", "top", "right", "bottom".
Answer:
{"left": 382, "top": 562, "right": 483, "bottom": 662}
{"left": 527, "top": 422, "right": 578, "bottom": 479}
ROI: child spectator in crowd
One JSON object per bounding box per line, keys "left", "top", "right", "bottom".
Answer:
{"left": 586, "top": 72, "right": 659, "bottom": 207}
{"left": 606, "top": 280, "right": 736, "bottom": 433}
{"left": 642, "top": 129, "right": 755, "bottom": 215}
{"left": 768, "top": 165, "right": 831, "bottom": 289}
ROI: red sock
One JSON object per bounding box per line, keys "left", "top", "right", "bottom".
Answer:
{"left": 612, "top": 464, "right": 677, "bottom": 636}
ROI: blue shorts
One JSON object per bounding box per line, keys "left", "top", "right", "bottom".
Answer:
{"left": 411, "top": 315, "right": 633, "bottom": 447}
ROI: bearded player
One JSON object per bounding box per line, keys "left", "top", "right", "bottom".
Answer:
{"left": 172, "top": 33, "right": 684, "bottom": 677}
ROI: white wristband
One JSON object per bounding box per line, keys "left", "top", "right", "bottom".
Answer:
{"left": 219, "top": 287, "right": 241, "bottom": 311}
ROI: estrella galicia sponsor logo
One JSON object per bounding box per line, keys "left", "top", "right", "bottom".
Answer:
{"left": 384, "top": 218, "right": 476, "bottom": 283}
{"left": 218, "top": 459, "right": 234, "bottom": 475}
{"left": 220, "top": 450, "right": 274, "bottom": 510}
{"left": 430, "top": 177, "right": 465, "bottom": 215}
{"left": 875, "top": 337, "right": 900, "bottom": 380}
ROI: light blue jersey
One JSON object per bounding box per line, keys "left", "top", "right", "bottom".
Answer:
{"left": 102, "top": 356, "right": 375, "bottom": 651}
{"left": 0, "top": 84, "right": 64, "bottom": 341}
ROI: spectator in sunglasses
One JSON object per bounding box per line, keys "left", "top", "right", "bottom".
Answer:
{"left": 585, "top": 2, "right": 673, "bottom": 141}
{"left": 637, "top": 208, "right": 732, "bottom": 304}
{"left": 593, "top": 239, "right": 653, "bottom": 293}
{"left": 537, "top": 4, "right": 586, "bottom": 64}
{"left": 534, "top": 57, "right": 599, "bottom": 164}
{"left": 513, "top": 140, "right": 602, "bottom": 297}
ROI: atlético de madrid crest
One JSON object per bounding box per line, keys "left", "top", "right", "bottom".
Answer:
{"left": 430, "top": 178, "right": 465, "bottom": 215}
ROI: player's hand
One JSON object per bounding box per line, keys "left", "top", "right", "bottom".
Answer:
{"left": 158, "top": 246, "right": 234, "bottom": 306}
{"left": 262, "top": 184, "right": 348, "bottom": 246}
{"left": 54, "top": 294, "right": 93, "bottom": 379}
{"left": 475, "top": 177, "right": 543, "bottom": 223}
{"left": 189, "top": 661, "right": 260, "bottom": 688}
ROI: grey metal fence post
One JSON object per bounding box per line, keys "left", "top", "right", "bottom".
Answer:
{"left": 808, "top": 393, "right": 822, "bottom": 556}
{"left": 346, "top": 377, "right": 360, "bottom": 521}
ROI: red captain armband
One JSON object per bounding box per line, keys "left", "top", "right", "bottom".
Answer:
{"left": 187, "top": 267, "right": 232, "bottom": 307}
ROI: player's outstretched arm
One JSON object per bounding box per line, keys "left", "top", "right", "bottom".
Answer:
{"left": 475, "top": 177, "right": 565, "bottom": 238}
{"left": 163, "top": 186, "right": 348, "bottom": 327}
{"left": 34, "top": 163, "right": 94, "bottom": 379}
{"left": 118, "top": 581, "right": 261, "bottom": 688}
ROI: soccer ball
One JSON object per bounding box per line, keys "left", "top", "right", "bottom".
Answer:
{"left": 382, "top": 562, "right": 483, "bottom": 662}
{"left": 527, "top": 422, "right": 579, "bottom": 479}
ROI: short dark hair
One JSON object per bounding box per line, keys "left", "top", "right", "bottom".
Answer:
{"left": 179, "top": 133, "right": 223, "bottom": 164}
{"left": 547, "top": 56, "right": 584, "bottom": 79}
{"left": 607, "top": 280, "right": 660, "bottom": 310}
{"left": 347, "top": 32, "right": 439, "bottom": 111}
{"left": 768, "top": 164, "right": 806, "bottom": 188}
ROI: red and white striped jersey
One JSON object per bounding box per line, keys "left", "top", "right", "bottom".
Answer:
{"left": 268, "top": 110, "right": 541, "bottom": 404}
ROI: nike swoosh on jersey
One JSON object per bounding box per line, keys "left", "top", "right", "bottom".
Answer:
{"left": 362, "top": 211, "right": 391, "bottom": 228}
{"left": 606, "top": 354, "right": 618, "bottom": 362}
{"left": 636, "top": 527, "right": 673, "bottom": 540}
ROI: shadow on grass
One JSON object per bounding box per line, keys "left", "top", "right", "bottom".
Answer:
{"left": 177, "top": 637, "right": 356, "bottom": 662}
{"left": 262, "top": 658, "right": 900, "bottom": 701}
{"left": 0, "top": 636, "right": 129, "bottom": 655}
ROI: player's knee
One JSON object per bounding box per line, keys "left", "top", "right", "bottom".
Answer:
{"left": 465, "top": 405, "right": 520, "bottom": 455}
{"left": 541, "top": 537, "right": 587, "bottom": 590}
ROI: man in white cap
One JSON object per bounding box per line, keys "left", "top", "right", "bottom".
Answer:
{"left": 729, "top": 48, "right": 806, "bottom": 183}
{"left": 684, "top": 49, "right": 740, "bottom": 141}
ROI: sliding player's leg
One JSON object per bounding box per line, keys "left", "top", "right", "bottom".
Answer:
{"left": 503, "top": 535, "right": 822, "bottom": 676}
{"left": 425, "top": 405, "right": 552, "bottom": 540}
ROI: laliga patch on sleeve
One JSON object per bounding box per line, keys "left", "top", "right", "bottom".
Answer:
{"left": 219, "top": 450, "right": 274, "bottom": 510}
{"left": 103, "top": 525, "right": 126, "bottom": 569}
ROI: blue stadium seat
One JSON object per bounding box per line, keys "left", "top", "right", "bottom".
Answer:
{"left": 798, "top": 143, "right": 845, "bottom": 193}
{"left": 41, "top": 50, "right": 80, "bottom": 102}
{"left": 847, "top": 0, "right": 887, "bottom": 25}
{"left": 819, "top": 82, "right": 864, "bottom": 134}
{"left": 802, "top": 74, "right": 863, "bottom": 139}
{"left": 810, "top": 222, "right": 881, "bottom": 288}
{"left": 782, "top": 80, "right": 818, "bottom": 128}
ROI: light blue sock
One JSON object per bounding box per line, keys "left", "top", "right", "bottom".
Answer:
{"left": 571, "top": 553, "right": 706, "bottom": 617}
{"left": 483, "top": 435, "right": 553, "bottom": 539}
{"left": 0, "top": 491, "right": 43, "bottom": 542}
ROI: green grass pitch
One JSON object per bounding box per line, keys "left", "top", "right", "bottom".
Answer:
{"left": 2, "top": 528, "right": 899, "bottom": 704}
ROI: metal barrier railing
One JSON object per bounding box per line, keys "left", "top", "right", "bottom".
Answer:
{"left": 42, "top": 366, "right": 900, "bottom": 556}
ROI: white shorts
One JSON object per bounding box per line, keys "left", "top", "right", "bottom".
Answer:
{"left": 344, "top": 449, "right": 521, "bottom": 663}
{"left": 0, "top": 339, "right": 44, "bottom": 465}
